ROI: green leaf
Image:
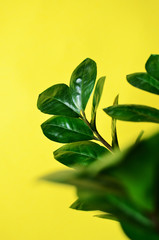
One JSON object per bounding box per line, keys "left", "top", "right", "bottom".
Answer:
{"left": 92, "top": 132, "right": 159, "bottom": 211}
{"left": 121, "top": 221, "right": 159, "bottom": 240}
{"left": 104, "top": 104, "right": 159, "bottom": 123}
{"left": 91, "top": 77, "right": 106, "bottom": 128}
{"left": 135, "top": 130, "right": 144, "bottom": 145}
{"left": 70, "top": 198, "right": 98, "bottom": 211}
{"left": 94, "top": 213, "right": 118, "bottom": 222}
{"left": 70, "top": 196, "right": 125, "bottom": 221}
{"left": 145, "top": 54, "right": 159, "bottom": 81}
{"left": 41, "top": 169, "right": 124, "bottom": 196}
{"left": 70, "top": 58, "right": 97, "bottom": 111}
{"left": 127, "top": 73, "right": 159, "bottom": 95}
{"left": 37, "top": 84, "right": 80, "bottom": 117}
{"left": 77, "top": 189, "right": 152, "bottom": 227}
{"left": 70, "top": 192, "right": 117, "bottom": 213}
{"left": 54, "top": 141, "right": 109, "bottom": 168}
{"left": 41, "top": 116, "right": 95, "bottom": 143}
{"left": 111, "top": 95, "right": 119, "bottom": 149}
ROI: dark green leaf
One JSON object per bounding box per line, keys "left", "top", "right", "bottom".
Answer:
{"left": 91, "top": 77, "right": 105, "bottom": 128}
{"left": 70, "top": 193, "right": 124, "bottom": 216}
{"left": 94, "top": 213, "right": 118, "bottom": 221}
{"left": 41, "top": 170, "right": 122, "bottom": 194}
{"left": 104, "top": 104, "right": 159, "bottom": 123}
{"left": 37, "top": 84, "right": 80, "bottom": 116}
{"left": 54, "top": 141, "right": 109, "bottom": 168}
{"left": 121, "top": 221, "right": 159, "bottom": 240}
{"left": 145, "top": 54, "right": 159, "bottom": 81}
{"left": 71, "top": 192, "right": 117, "bottom": 213}
{"left": 91, "top": 132, "right": 159, "bottom": 211}
{"left": 135, "top": 130, "right": 144, "bottom": 145}
{"left": 42, "top": 167, "right": 150, "bottom": 226}
{"left": 127, "top": 73, "right": 159, "bottom": 95}
{"left": 41, "top": 116, "right": 95, "bottom": 143}
{"left": 70, "top": 198, "right": 98, "bottom": 211}
{"left": 70, "top": 58, "right": 97, "bottom": 111}
{"left": 111, "top": 95, "right": 119, "bottom": 149}
{"left": 77, "top": 189, "right": 152, "bottom": 227}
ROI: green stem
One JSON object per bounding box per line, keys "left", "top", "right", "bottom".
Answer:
{"left": 81, "top": 111, "right": 113, "bottom": 152}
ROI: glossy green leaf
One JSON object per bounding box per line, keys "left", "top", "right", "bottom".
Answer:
{"left": 121, "top": 221, "right": 159, "bottom": 240}
{"left": 41, "top": 116, "right": 95, "bottom": 143}
{"left": 70, "top": 58, "right": 97, "bottom": 111}
{"left": 127, "top": 73, "right": 159, "bottom": 95}
{"left": 37, "top": 84, "right": 80, "bottom": 116}
{"left": 104, "top": 104, "right": 159, "bottom": 123}
{"left": 145, "top": 54, "right": 159, "bottom": 81}
{"left": 111, "top": 95, "right": 119, "bottom": 149}
{"left": 91, "top": 77, "right": 105, "bottom": 128}
{"left": 54, "top": 141, "right": 109, "bottom": 168}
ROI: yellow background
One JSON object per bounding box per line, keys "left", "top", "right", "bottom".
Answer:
{"left": 0, "top": 1, "right": 159, "bottom": 239}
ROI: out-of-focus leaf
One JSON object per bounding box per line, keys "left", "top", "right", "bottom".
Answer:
{"left": 70, "top": 58, "right": 97, "bottom": 111}
{"left": 42, "top": 166, "right": 153, "bottom": 227}
{"left": 41, "top": 116, "right": 95, "bottom": 143}
{"left": 104, "top": 104, "right": 159, "bottom": 123}
{"left": 54, "top": 141, "right": 109, "bottom": 168}
{"left": 70, "top": 198, "right": 99, "bottom": 211}
{"left": 91, "top": 132, "right": 159, "bottom": 211}
{"left": 94, "top": 213, "right": 118, "bottom": 221}
{"left": 135, "top": 130, "right": 144, "bottom": 145}
{"left": 121, "top": 221, "right": 159, "bottom": 240}
{"left": 41, "top": 170, "right": 123, "bottom": 195}
{"left": 70, "top": 192, "right": 117, "bottom": 213}
{"left": 127, "top": 73, "right": 159, "bottom": 95}
{"left": 37, "top": 84, "right": 80, "bottom": 116}
{"left": 91, "top": 77, "right": 105, "bottom": 128}
{"left": 111, "top": 95, "right": 119, "bottom": 149}
{"left": 145, "top": 54, "right": 159, "bottom": 81}
{"left": 77, "top": 189, "right": 152, "bottom": 227}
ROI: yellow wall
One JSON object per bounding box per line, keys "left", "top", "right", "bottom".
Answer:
{"left": 0, "top": 1, "right": 159, "bottom": 239}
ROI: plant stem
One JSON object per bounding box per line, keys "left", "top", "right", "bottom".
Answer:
{"left": 81, "top": 111, "right": 113, "bottom": 152}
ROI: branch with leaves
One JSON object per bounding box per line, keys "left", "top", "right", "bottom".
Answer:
{"left": 37, "top": 55, "right": 159, "bottom": 240}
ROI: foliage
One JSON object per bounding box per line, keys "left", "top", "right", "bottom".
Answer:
{"left": 37, "top": 55, "right": 159, "bottom": 240}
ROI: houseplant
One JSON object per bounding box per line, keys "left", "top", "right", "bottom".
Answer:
{"left": 37, "top": 55, "right": 159, "bottom": 240}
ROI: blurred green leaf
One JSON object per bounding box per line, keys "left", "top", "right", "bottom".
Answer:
{"left": 104, "top": 104, "right": 159, "bottom": 123}
{"left": 121, "top": 221, "right": 159, "bottom": 240}
{"left": 135, "top": 130, "right": 144, "bottom": 145}
{"left": 127, "top": 73, "right": 159, "bottom": 95}
{"left": 54, "top": 141, "right": 109, "bottom": 168}
{"left": 37, "top": 84, "right": 80, "bottom": 116}
{"left": 41, "top": 162, "right": 153, "bottom": 227}
{"left": 91, "top": 132, "right": 159, "bottom": 211}
{"left": 145, "top": 54, "right": 159, "bottom": 81}
{"left": 41, "top": 116, "right": 95, "bottom": 143}
{"left": 111, "top": 95, "right": 119, "bottom": 149}
{"left": 91, "top": 76, "right": 105, "bottom": 128}
{"left": 70, "top": 198, "right": 101, "bottom": 211}
{"left": 70, "top": 58, "right": 97, "bottom": 111}
{"left": 77, "top": 189, "right": 152, "bottom": 227}
{"left": 94, "top": 213, "right": 118, "bottom": 221}
{"left": 41, "top": 170, "right": 123, "bottom": 195}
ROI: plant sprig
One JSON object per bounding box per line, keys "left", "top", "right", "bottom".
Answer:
{"left": 37, "top": 55, "right": 159, "bottom": 240}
